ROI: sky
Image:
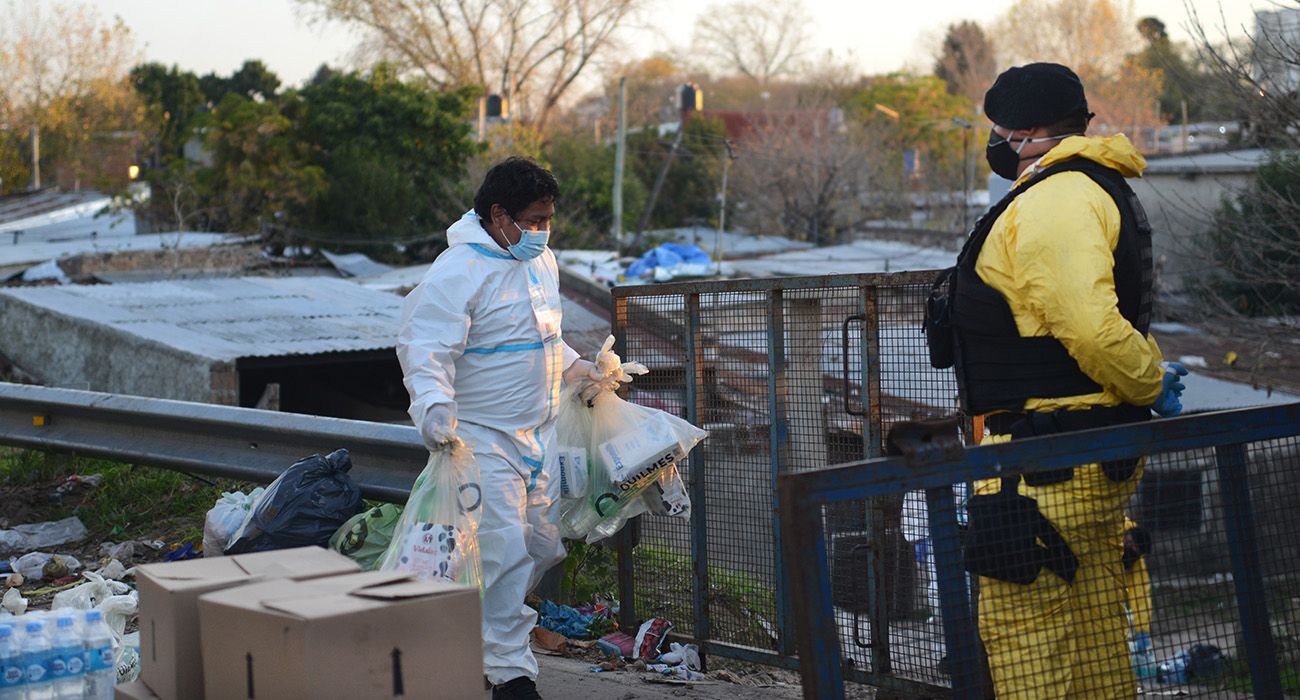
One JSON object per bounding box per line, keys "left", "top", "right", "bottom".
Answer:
{"left": 94, "top": 0, "right": 1264, "bottom": 89}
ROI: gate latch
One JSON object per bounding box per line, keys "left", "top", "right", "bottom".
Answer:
{"left": 885, "top": 416, "right": 964, "bottom": 468}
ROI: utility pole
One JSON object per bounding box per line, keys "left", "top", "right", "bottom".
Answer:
{"left": 716, "top": 139, "right": 733, "bottom": 275}
{"left": 30, "top": 124, "right": 40, "bottom": 190}
{"left": 612, "top": 77, "right": 626, "bottom": 254}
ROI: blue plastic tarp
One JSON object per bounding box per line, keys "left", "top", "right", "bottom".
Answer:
{"left": 624, "top": 243, "right": 712, "bottom": 279}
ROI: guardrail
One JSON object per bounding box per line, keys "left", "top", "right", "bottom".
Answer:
{"left": 0, "top": 382, "right": 426, "bottom": 502}
{"left": 779, "top": 402, "right": 1300, "bottom": 699}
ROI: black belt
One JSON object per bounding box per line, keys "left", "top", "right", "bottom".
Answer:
{"left": 986, "top": 404, "right": 1150, "bottom": 485}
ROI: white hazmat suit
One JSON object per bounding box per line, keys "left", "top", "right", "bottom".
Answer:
{"left": 397, "top": 211, "right": 577, "bottom": 685}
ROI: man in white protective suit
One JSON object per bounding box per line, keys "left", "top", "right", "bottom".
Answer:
{"left": 397, "top": 157, "right": 640, "bottom": 700}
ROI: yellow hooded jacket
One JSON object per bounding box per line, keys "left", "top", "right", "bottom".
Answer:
{"left": 974, "top": 134, "right": 1165, "bottom": 412}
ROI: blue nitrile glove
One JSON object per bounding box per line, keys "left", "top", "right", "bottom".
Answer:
{"left": 1150, "top": 362, "right": 1189, "bottom": 417}
{"left": 1134, "top": 632, "right": 1151, "bottom": 652}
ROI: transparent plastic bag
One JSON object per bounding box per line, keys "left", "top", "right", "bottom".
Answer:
{"left": 329, "top": 504, "right": 403, "bottom": 571}
{"left": 202, "top": 488, "right": 264, "bottom": 557}
{"left": 560, "top": 391, "right": 707, "bottom": 543}
{"left": 555, "top": 385, "right": 593, "bottom": 501}
{"left": 378, "top": 442, "right": 483, "bottom": 588}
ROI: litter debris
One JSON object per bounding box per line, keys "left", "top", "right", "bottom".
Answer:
{"left": 4, "top": 573, "right": 22, "bottom": 588}
{"left": 633, "top": 617, "right": 673, "bottom": 661}
{"left": 0, "top": 516, "right": 89, "bottom": 555}
{"left": 9, "top": 552, "right": 82, "bottom": 581}
{"left": 657, "top": 642, "right": 701, "bottom": 670}
{"left": 328, "top": 503, "right": 402, "bottom": 571}
{"left": 624, "top": 243, "right": 714, "bottom": 282}
{"left": 596, "top": 631, "right": 635, "bottom": 658}
{"left": 539, "top": 600, "right": 596, "bottom": 639}
{"left": 1, "top": 586, "right": 26, "bottom": 615}
{"left": 530, "top": 626, "right": 569, "bottom": 656}
{"left": 100, "top": 541, "right": 136, "bottom": 562}
{"left": 1157, "top": 643, "right": 1225, "bottom": 685}
{"left": 203, "top": 488, "right": 265, "bottom": 557}
{"left": 95, "top": 558, "right": 129, "bottom": 581}
{"left": 163, "top": 542, "right": 202, "bottom": 561}
{"left": 51, "top": 570, "right": 132, "bottom": 611}
{"left": 226, "top": 449, "right": 365, "bottom": 554}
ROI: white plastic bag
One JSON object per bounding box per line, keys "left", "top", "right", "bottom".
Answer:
{"left": 555, "top": 385, "right": 594, "bottom": 500}
{"left": 203, "top": 488, "right": 265, "bottom": 557}
{"left": 51, "top": 571, "right": 132, "bottom": 611}
{"left": 9, "top": 552, "right": 81, "bottom": 581}
{"left": 560, "top": 391, "right": 707, "bottom": 543}
{"left": 379, "top": 442, "right": 483, "bottom": 587}
{"left": 0, "top": 516, "right": 88, "bottom": 555}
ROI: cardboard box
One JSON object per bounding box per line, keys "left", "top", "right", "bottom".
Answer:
{"left": 198, "top": 571, "right": 483, "bottom": 700}
{"left": 137, "top": 546, "right": 361, "bottom": 700}
{"left": 114, "top": 679, "right": 161, "bottom": 700}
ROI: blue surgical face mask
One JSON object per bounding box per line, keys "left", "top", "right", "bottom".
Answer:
{"left": 508, "top": 221, "right": 549, "bottom": 261}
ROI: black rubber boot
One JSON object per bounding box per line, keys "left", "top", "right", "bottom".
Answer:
{"left": 492, "top": 676, "right": 542, "bottom": 700}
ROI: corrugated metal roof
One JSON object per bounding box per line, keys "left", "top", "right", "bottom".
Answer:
{"left": 0, "top": 232, "right": 236, "bottom": 270}
{"left": 1143, "top": 148, "right": 1272, "bottom": 175}
{"left": 0, "top": 276, "right": 403, "bottom": 362}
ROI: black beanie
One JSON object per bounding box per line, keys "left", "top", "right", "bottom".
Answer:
{"left": 984, "top": 63, "right": 1091, "bottom": 130}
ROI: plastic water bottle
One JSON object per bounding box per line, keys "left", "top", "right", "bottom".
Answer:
{"left": 81, "top": 611, "right": 115, "bottom": 700}
{"left": 0, "top": 624, "right": 23, "bottom": 700}
{"left": 21, "top": 619, "right": 53, "bottom": 700}
{"left": 1157, "top": 650, "right": 1189, "bottom": 684}
{"left": 49, "top": 615, "right": 83, "bottom": 700}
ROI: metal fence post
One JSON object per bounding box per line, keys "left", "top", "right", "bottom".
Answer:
{"left": 612, "top": 295, "right": 638, "bottom": 633}
{"left": 684, "top": 292, "right": 711, "bottom": 653}
{"left": 926, "top": 484, "right": 981, "bottom": 699}
{"left": 780, "top": 477, "right": 845, "bottom": 700}
{"left": 768, "top": 289, "right": 797, "bottom": 655}
{"left": 1213, "top": 442, "right": 1283, "bottom": 698}
{"left": 859, "top": 284, "right": 889, "bottom": 673}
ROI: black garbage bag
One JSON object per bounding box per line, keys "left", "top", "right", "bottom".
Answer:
{"left": 224, "top": 449, "right": 365, "bottom": 555}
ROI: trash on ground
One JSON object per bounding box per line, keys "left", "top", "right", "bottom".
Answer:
{"left": 225, "top": 448, "right": 365, "bottom": 554}
{"left": 531, "top": 626, "right": 569, "bottom": 656}
{"left": 539, "top": 599, "right": 597, "bottom": 639}
{"left": 164, "top": 542, "right": 202, "bottom": 561}
{"left": 117, "top": 630, "right": 141, "bottom": 684}
{"left": 202, "top": 487, "right": 265, "bottom": 556}
{"left": 53, "top": 473, "right": 103, "bottom": 497}
{"left": 329, "top": 503, "right": 402, "bottom": 571}
{"left": 9, "top": 552, "right": 81, "bottom": 581}
{"left": 1, "top": 586, "right": 26, "bottom": 615}
{"left": 100, "top": 540, "right": 136, "bottom": 561}
{"left": 1157, "top": 643, "right": 1225, "bottom": 684}
{"left": 94, "top": 558, "right": 130, "bottom": 581}
{"left": 596, "top": 631, "right": 635, "bottom": 658}
{"left": 51, "top": 570, "right": 133, "bottom": 611}
{"left": 0, "top": 516, "right": 88, "bottom": 555}
{"left": 657, "top": 641, "right": 701, "bottom": 670}
{"left": 633, "top": 617, "right": 673, "bottom": 661}
{"left": 379, "top": 444, "right": 482, "bottom": 586}
{"left": 4, "top": 573, "right": 22, "bottom": 588}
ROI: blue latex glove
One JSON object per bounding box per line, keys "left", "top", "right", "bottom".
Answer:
{"left": 1150, "top": 362, "right": 1189, "bottom": 417}
{"left": 1134, "top": 632, "right": 1151, "bottom": 652}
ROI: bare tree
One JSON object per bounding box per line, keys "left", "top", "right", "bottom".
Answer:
{"left": 729, "top": 107, "right": 881, "bottom": 244}
{"left": 933, "top": 21, "right": 997, "bottom": 104}
{"left": 298, "top": 0, "right": 641, "bottom": 133}
{"left": 0, "top": 0, "right": 141, "bottom": 189}
{"left": 692, "top": 0, "right": 810, "bottom": 85}
{"left": 992, "top": 0, "right": 1164, "bottom": 149}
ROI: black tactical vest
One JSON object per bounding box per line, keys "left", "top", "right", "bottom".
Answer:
{"left": 949, "top": 158, "right": 1153, "bottom": 415}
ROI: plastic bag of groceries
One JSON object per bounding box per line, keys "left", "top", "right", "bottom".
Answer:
{"left": 555, "top": 385, "right": 593, "bottom": 503}
{"left": 378, "top": 442, "right": 483, "bottom": 587}
{"left": 559, "top": 390, "right": 706, "bottom": 543}
{"left": 329, "top": 503, "right": 403, "bottom": 571}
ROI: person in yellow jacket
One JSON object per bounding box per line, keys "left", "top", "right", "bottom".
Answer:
{"left": 949, "top": 63, "right": 1190, "bottom": 699}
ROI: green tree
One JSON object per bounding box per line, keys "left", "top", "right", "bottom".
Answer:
{"left": 625, "top": 116, "right": 728, "bottom": 234}
{"left": 846, "top": 73, "right": 974, "bottom": 192}
{"left": 933, "top": 21, "right": 997, "bottom": 104}
{"left": 201, "top": 93, "right": 326, "bottom": 235}
{"left": 1205, "top": 153, "right": 1300, "bottom": 315}
{"left": 542, "top": 133, "right": 647, "bottom": 249}
{"left": 294, "top": 65, "right": 478, "bottom": 247}
{"left": 199, "top": 60, "right": 282, "bottom": 104}
{"left": 131, "top": 63, "right": 205, "bottom": 159}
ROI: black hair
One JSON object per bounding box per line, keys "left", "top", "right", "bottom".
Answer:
{"left": 1044, "top": 109, "right": 1093, "bottom": 137}
{"left": 473, "top": 157, "right": 560, "bottom": 222}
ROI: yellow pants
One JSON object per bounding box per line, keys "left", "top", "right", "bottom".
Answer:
{"left": 977, "top": 457, "right": 1142, "bottom": 700}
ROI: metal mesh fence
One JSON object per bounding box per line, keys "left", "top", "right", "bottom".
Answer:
{"left": 613, "top": 272, "right": 955, "bottom": 672}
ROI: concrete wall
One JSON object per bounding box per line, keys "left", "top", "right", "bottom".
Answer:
{"left": 0, "top": 295, "right": 216, "bottom": 402}
{"left": 1129, "top": 171, "right": 1252, "bottom": 296}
